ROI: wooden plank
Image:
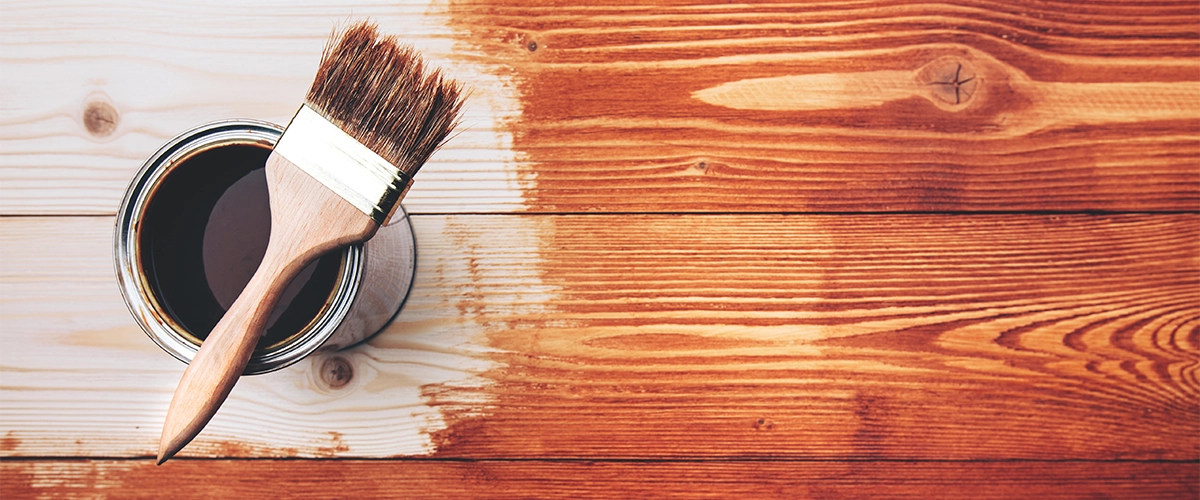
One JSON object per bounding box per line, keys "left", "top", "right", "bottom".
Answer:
{"left": 0, "top": 0, "right": 527, "bottom": 215}
{"left": 2, "top": 459, "right": 1196, "bottom": 499}
{"left": 0, "top": 215, "right": 506, "bottom": 459}
{"left": 446, "top": 0, "right": 1200, "bottom": 212}
{"left": 1, "top": 214, "right": 1195, "bottom": 460}
{"left": 3, "top": 1, "right": 1197, "bottom": 215}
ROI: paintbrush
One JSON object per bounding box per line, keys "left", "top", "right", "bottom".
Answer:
{"left": 157, "top": 21, "right": 463, "bottom": 465}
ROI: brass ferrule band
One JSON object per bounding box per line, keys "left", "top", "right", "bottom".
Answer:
{"left": 274, "top": 105, "right": 411, "bottom": 225}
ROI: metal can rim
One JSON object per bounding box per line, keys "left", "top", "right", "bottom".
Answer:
{"left": 113, "top": 118, "right": 364, "bottom": 374}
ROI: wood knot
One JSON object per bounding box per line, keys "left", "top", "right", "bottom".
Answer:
{"left": 319, "top": 355, "right": 354, "bottom": 389}
{"left": 752, "top": 418, "right": 775, "bottom": 431}
{"left": 83, "top": 98, "right": 118, "bottom": 137}
{"left": 689, "top": 159, "right": 719, "bottom": 176}
{"left": 917, "top": 57, "right": 979, "bottom": 110}
{"left": 527, "top": 41, "right": 538, "bottom": 52}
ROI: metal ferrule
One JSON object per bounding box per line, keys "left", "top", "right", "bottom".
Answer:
{"left": 273, "top": 104, "right": 411, "bottom": 225}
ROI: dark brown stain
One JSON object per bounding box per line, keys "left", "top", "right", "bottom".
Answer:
{"left": 82, "top": 98, "right": 118, "bottom": 137}
{"left": 139, "top": 144, "right": 343, "bottom": 349}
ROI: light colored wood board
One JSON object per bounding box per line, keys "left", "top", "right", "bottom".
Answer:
{"left": 3, "top": 1, "right": 1198, "bottom": 215}
{"left": 2, "top": 459, "right": 1197, "bottom": 500}
{"left": 0, "top": 215, "right": 504, "bottom": 459}
{"left": 0, "top": 0, "right": 526, "bottom": 215}
{"left": 0, "top": 214, "right": 1196, "bottom": 460}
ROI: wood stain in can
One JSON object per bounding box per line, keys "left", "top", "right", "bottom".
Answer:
{"left": 115, "top": 120, "right": 416, "bottom": 374}
{"left": 137, "top": 142, "right": 341, "bottom": 350}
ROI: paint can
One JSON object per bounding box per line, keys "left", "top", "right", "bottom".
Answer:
{"left": 114, "top": 119, "right": 415, "bottom": 374}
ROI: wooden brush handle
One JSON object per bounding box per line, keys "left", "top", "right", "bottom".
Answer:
{"left": 158, "top": 155, "right": 378, "bottom": 464}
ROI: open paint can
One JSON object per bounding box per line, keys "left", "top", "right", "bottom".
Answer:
{"left": 114, "top": 119, "right": 415, "bottom": 374}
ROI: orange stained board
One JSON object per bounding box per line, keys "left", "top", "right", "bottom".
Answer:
{"left": 4, "top": 460, "right": 1198, "bottom": 499}
{"left": 445, "top": 0, "right": 1199, "bottom": 213}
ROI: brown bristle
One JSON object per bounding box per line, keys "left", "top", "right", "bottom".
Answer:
{"left": 306, "top": 21, "right": 464, "bottom": 176}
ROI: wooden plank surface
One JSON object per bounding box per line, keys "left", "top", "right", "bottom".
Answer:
{"left": 2, "top": 214, "right": 1195, "bottom": 461}
{"left": 3, "top": 459, "right": 1197, "bottom": 499}
{"left": 0, "top": 1, "right": 528, "bottom": 215}
{"left": 2, "top": 0, "right": 1197, "bottom": 214}
{"left": 447, "top": 0, "right": 1200, "bottom": 212}
{"left": 2, "top": 0, "right": 1197, "bottom": 496}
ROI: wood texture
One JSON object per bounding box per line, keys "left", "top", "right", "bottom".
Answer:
{"left": 3, "top": 459, "right": 1197, "bottom": 499}
{"left": 445, "top": 0, "right": 1200, "bottom": 212}
{"left": 2, "top": 215, "right": 1195, "bottom": 461}
{"left": 2, "top": 0, "right": 1197, "bottom": 496}
{"left": 0, "top": 1, "right": 527, "bottom": 215}
{"left": 1, "top": 1, "right": 1197, "bottom": 214}
{"left": 0, "top": 214, "right": 474, "bottom": 459}
{"left": 428, "top": 213, "right": 1200, "bottom": 460}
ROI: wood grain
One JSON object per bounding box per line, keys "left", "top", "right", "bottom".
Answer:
{"left": 3, "top": 459, "right": 1197, "bottom": 499}
{"left": 427, "top": 212, "right": 1200, "bottom": 460}
{"left": 3, "top": 0, "right": 1198, "bottom": 495}
{"left": 447, "top": 0, "right": 1200, "bottom": 212}
{"left": 0, "top": 215, "right": 499, "bottom": 459}
{"left": 0, "top": 0, "right": 527, "bottom": 215}
{"left": 2, "top": 214, "right": 1195, "bottom": 460}
{"left": 2, "top": 0, "right": 1197, "bottom": 214}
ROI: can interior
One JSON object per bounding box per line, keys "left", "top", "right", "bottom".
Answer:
{"left": 136, "top": 139, "right": 344, "bottom": 352}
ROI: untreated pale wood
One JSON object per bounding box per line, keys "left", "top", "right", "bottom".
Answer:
{"left": 0, "top": 215, "right": 476, "bottom": 459}
{"left": 0, "top": 0, "right": 526, "bottom": 215}
{"left": 2, "top": 459, "right": 1197, "bottom": 499}
{"left": 158, "top": 155, "right": 378, "bottom": 464}
{"left": 2, "top": 214, "right": 1195, "bottom": 460}
{"left": 3, "top": 0, "right": 1197, "bottom": 214}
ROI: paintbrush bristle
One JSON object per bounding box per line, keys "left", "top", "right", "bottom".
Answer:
{"left": 306, "top": 21, "right": 464, "bottom": 177}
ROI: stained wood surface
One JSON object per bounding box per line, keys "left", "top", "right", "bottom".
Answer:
{"left": 2, "top": 215, "right": 1195, "bottom": 461}
{"left": 447, "top": 0, "right": 1200, "bottom": 213}
{"left": 4, "top": 460, "right": 1198, "bottom": 499}
{"left": 1, "top": 0, "right": 1197, "bottom": 214}
{"left": 1, "top": 0, "right": 1198, "bottom": 497}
